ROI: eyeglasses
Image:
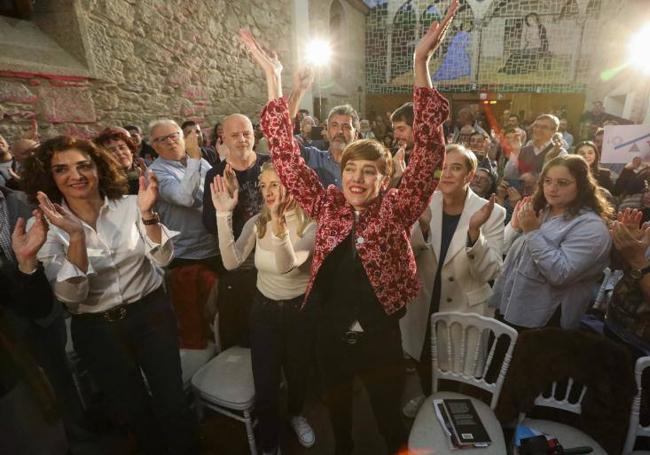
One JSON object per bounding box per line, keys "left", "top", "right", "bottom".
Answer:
{"left": 152, "top": 131, "right": 181, "bottom": 145}
{"left": 542, "top": 178, "right": 575, "bottom": 188}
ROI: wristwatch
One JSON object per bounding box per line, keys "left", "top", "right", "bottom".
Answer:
{"left": 141, "top": 212, "right": 160, "bottom": 225}
{"left": 630, "top": 264, "right": 650, "bottom": 280}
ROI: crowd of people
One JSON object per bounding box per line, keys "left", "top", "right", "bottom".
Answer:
{"left": 2, "top": 2, "right": 650, "bottom": 454}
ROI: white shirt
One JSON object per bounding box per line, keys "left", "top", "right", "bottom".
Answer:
{"left": 36, "top": 195, "right": 177, "bottom": 314}
{"left": 216, "top": 210, "right": 316, "bottom": 300}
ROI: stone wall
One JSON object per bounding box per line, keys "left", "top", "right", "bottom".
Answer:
{"left": 0, "top": 0, "right": 295, "bottom": 143}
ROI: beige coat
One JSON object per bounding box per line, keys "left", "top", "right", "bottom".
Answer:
{"left": 400, "top": 189, "right": 505, "bottom": 361}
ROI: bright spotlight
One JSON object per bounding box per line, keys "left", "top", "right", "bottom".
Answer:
{"left": 629, "top": 23, "right": 650, "bottom": 74}
{"left": 305, "top": 39, "right": 331, "bottom": 67}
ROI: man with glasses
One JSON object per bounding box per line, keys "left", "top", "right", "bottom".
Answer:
{"left": 504, "top": 113, "right": 566, "bottom": 179}
{"left": 149, "top": 119, "right": 219, "bottom": 351}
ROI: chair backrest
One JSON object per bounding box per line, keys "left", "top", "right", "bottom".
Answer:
{"left": 532, "top": 378, "right": 587, "bottom": 415}
{"left": 623, "top": 356, "right": 650, "bottom": 454}
{"left": 431, "top": 311, "right": 518, "bottom": 409}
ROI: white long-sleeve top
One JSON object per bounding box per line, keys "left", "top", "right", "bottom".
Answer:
{"left": 216, "top": 209, "right": 316, "bottom": 300}
{"left": 35, "top": 195, "right": 176, "bottom": 314}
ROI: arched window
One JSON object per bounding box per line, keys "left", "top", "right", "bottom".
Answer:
{"left": 329, "top": 0, "right": 344, "bottom": 78}
{"left": 390, "top": 0, "right": 416, "bottom": 80}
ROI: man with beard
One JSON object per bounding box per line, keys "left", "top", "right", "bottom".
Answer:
{"left": 390, "top": 102, "right": 414, "bottom": 164}
{"left": 298, "top": 104, "right": 358, "bottom": 189}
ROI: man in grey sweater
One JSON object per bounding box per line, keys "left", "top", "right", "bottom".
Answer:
{"left": 504, "top": 113, "right": 566, "bottom": 179}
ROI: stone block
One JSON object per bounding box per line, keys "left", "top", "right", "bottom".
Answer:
{"left": 0, "top": 80, "right": 37, "bottom": 103}
{"left": 38, "top": 85, "right": 96, "bottom": 124}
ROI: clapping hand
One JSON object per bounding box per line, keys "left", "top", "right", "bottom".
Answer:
{"left": 610, "top": 221, "right": 650, "bottom": 269}
{"left": 138, "top": 171, "right": 159, "bottom": 216}
{"left": 392, "top": 145, "right": 407, "bottom": 183}
{"left": 36, "top": 191, "right": 84, "bottom": 237}
{"left": 216, "top": 138, "right": 230, "bottom": 161}
{"left": 210, "top": 174, "right": 239, "bottom": 212}
{"left": 12, "top": 209, "right": 48, "bottom": 273}
{"left": 616, "top": 208, "right": 643, "bottom": 233}
{"left": 468, "top": 195, "right": 495, "bottom": 242}
{"left": 185, "top": 129, "right": 201, "bottom": 160}
{"left": 270, "top": 186, "right": 292, "bottom": 237}
{"left": 223, "top": 163, "right": 239, "bottom": 195}
{"left": 517, "top": 196, "right": 542, "bottom": 233}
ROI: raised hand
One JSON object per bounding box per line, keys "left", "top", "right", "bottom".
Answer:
{"left": 211, "top": 174, "right": 239, "bottom": 212}
{"left": 469, "top": 195, "right": 495, "bottom": 242}
{"left": 216, "top": 138, "right": 230, "bottom": 161}
{"left": 414, "top": 0, "right": 459, "bottom": 63}
{"left": 36, "top": 191, "right": 84, "bottom": 237}
{"left": 239, "top": 28, "right": 282, "bottom": 77}
{"left": 240, "top": 28, "right": 284, "bottom": 100}
{"left": 12, "top": 209, "right": 48, "bottom": 273}
{"left": 185, "top": 129, "right": 201, "bottom": 160}
{"left": 138, "top": 171, "right": 159, "bottom": 215}
{"left": 292, "top": 67, "right": 315, "bottom": 92}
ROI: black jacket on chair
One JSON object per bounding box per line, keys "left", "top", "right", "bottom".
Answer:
{"left": 496, "top": 328, "right": 636, "bottom": 455}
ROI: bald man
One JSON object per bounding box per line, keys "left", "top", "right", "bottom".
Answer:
{"left": 202, "top": 113, "right": 270, "bottom": 349}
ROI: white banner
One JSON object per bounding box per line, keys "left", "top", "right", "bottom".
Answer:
{"left": 602, "top": 124, "right": 650, "bottom": 164}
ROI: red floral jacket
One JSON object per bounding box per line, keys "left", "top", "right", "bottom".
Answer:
{"left": 260, "top": 87, "right": 449, "bottom": 315}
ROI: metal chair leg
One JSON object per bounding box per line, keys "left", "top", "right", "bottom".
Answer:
{"left": 243, "top": 409, "right": 257, "bottom": 455}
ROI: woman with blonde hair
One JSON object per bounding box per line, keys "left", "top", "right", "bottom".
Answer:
{"left": 211, "top": 161, "right": 317, "bottom": 455}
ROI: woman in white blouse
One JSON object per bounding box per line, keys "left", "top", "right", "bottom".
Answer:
{"left": 21, "top": 136, "right": 199, "bottom": 455}
{"left": 210, "top": 161, "right": 316, "bottom": 455}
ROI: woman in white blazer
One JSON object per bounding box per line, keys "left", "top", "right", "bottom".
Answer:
{"left": 400, "top": 144, "right": 505, "bottom": 417}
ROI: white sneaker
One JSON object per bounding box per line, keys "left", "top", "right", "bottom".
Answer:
{"left": 289, "top": 415, "right": 316, "bottom": 448}
{"left": 402, "top": 395, "right": 426, "bottom": 418}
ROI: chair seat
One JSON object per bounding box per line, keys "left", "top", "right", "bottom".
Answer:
{"left": 522, "top": 418, "right": 607, "bottom": 455}
{"left": 408, "top": 391, "right": 506, "bottom": 454}
{"left": 191, "top": 346, "right": 255, "bottom": 410}
{"left": 180, "top": 343, "right": 217, "bottom": 386}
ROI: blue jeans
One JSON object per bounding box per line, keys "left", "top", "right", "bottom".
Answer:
{"left": 249, "top": 291, "right": 314, "bottom": 451}
{"left": 71, "top": 287, "right": 199, "bottom": 454}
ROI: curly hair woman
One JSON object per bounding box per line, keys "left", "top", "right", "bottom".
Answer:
{"left": 21, "top": 135, "right": 199, "bottom": 454}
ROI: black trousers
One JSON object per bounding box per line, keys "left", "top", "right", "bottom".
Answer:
{"left": 317, "top": 322, "right": 407, "bottom": 455}
{"left": 249, "top": 291, "right": 313, "bottom": 451}
{"left": 71, "top": 287, "right": 199, "bottom": 454}
{"left": 217, "top": 268, "right": 257, "bottom": 349}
